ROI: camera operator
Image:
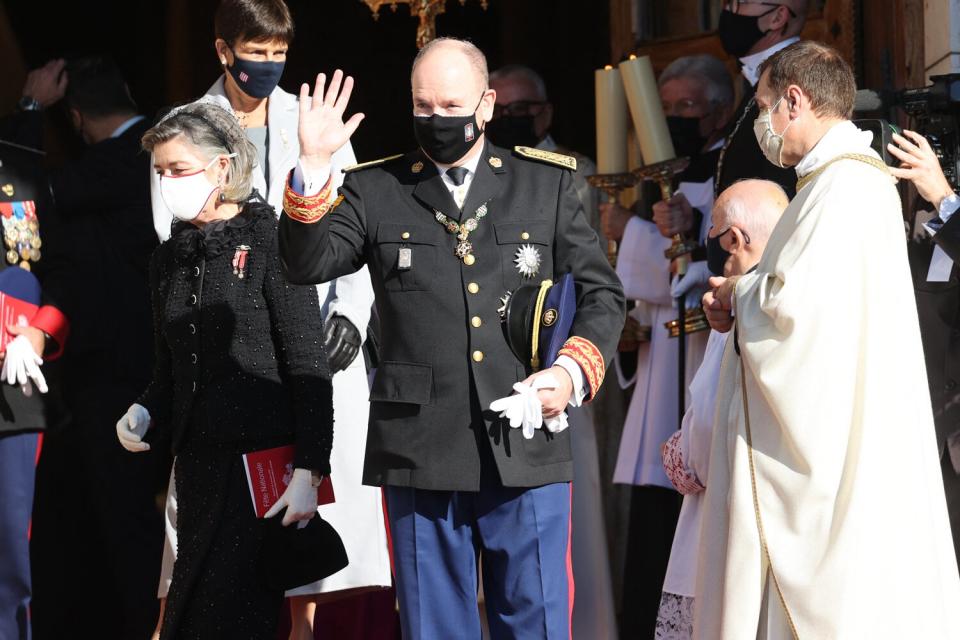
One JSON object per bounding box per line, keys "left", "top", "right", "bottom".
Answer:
{"left": 889, "top": 128, "right": 960, "bottom": 573}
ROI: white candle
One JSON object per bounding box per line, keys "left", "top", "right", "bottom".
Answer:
{"left": 594, "top": 66, "right": 629, "bottom": 174}
{"left": 619, "top": 55, "right": 675, "bottom": 164}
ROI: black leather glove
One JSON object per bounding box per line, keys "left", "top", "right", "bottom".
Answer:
{"left": 324, "top": 315, "right": 362, "bottom": 374}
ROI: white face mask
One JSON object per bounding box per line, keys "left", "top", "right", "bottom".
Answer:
{"left": 753, "top": 97, "right": 796, "bottom": 169}
{"left": 159, "top": 154, "right": 236, "bottom": 221}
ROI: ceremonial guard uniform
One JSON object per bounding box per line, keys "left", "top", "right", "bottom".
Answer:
{"left": 0, "top": 141, "right": 70, "bottom": 640}
{"left": 279, "top": 141, "right": 625, "bottom": 638}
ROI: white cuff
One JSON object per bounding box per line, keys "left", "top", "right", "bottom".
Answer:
{"left": 554, "top": 355, "right": 586, "bottom": 407}
{"left": 292, "top": 162, "right": 331, "bottom": 197}
{"left": 940, "top": 192, "right": 960, "bottom": 223}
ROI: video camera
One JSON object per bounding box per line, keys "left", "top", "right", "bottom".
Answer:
{"left": 854, "top": 73, "right": 960, "bottom": 188}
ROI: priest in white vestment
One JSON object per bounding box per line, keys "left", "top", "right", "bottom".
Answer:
{"left": 697, "top": 41, "right": 960, "bottom": 639}
{"left": 657, "top": 180, "right": 788, "bottom": 639}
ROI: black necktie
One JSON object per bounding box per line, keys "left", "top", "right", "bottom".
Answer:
{"left": 447, "top": 166, "right": 469, "bottom": 186}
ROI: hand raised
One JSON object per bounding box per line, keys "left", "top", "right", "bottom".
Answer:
{"left": 298, "top": 70, "right": 365, "bottom": 171}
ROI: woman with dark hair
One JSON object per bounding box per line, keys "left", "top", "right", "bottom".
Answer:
{"left": 119, "top": 100, "right": 333, "bottom": 638}
{"left": 149, "top": 1, "right": 390, "bottom": 637}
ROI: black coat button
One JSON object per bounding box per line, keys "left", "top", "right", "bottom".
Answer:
{"left": 193, "top": 266, "right": 201, "bottom": 277}
{"left": 946, "top": 380, "right": 957, "bottom": 392}
{"left": 189, "top": 323, "right": 196, "bottom": 335}
{"left": 189, "top": 294, "right": 197, "bottom": 305}
{"left": 191, "top": 353, "right": 198, "bottom": 364}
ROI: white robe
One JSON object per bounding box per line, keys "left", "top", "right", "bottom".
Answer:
{"left": 613, "top": 178, "right": 713, "bottom": 488}
{"left": 155, "top": 79, "right": 390, "bottom": 597}
{"left": 694, "top": 121, "right": 960, "bottom": 638}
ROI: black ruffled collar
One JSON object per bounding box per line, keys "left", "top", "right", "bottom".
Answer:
{"left": 171, "top": 196, "right": 271, "bottom": 263}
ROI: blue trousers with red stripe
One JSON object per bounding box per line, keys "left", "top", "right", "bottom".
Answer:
{"left": 385, "top": 480, "right": 572, "bottom": 640}
{"left": 0, "top": 432, "right": 41, "bottom": 640}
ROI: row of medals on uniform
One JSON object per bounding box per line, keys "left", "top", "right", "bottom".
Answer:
{"left": 4, "top": 216, "right": 40, "bottom": 271}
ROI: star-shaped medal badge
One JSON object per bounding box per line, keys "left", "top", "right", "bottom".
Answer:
{"left": 514, "top": 244, "right": 541, "bottom": 279}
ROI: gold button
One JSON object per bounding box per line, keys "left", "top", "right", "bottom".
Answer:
{"left": 521, "top": 232, "right": 530, "bottom": 240}
{"left": 401, "top": 231, "right": 410, "bottom": 240}
{"left": 471, "top": 316, "right": 482, "bottom": 328}
{"left": 472, "top": 350, "right": 484, "bottom": 362}
{"left": 467, "top": 282, "right": 479, "bottom": 294}
{"left": 463, "top": 254, "right": 476, "bottom": 266}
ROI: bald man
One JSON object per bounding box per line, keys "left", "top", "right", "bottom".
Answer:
{"left": 656, "top": 180, "right": 786, "bottom": 639}
{"left": 278, "top": 38, "right": 625, "bottom": 639}
{"left": 714, "top": 0, "right": 808, "bottom": 198}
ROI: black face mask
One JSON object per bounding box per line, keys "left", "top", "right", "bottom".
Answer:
{"left": 666, "top": 116, "right": 707, "bottom": 158}
{"left": 485, "top": 115, "right": 540, "bottom": 149}
{"left": 413, "top": 97, "right": 484, "bottom": 165}
{"left": 717, "top": 7, "right": 777, "bottom": 58}
{"left": 707, "top": 231, "right": 732, "bottom": 276}
{"left": 225, "top": 46, "right": 285, "bottom": 99}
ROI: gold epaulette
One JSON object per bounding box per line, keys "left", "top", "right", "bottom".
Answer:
{"left": 343, "top": 154, "right": 404, "bottom": 173}
{"left": 513, "top": 146, "right": 577, "bottom": 171}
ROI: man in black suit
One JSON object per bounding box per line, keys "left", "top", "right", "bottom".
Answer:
{"left": 14, "top": 56, "right": 166, "bottom": 639}
{"left": 889, "top": 127, "right": 960, "bottom": 573}
{"left": 279, "top": 39, "right": 625, "bottom": 639}
{"left": 713, "top": 0, "right": 809, "bottom": 198}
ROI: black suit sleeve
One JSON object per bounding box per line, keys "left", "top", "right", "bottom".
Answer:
{"left": 137, "top": 249, "right": 174, "bottom": 431}
{"left": 278, "top": 173, "right": 368, "bottom": 286}
{"left": 553, "top": 169, "right": 626, "bottom": 367}
{"left": 263, "top": 232, "right": 334, "bottom": 474}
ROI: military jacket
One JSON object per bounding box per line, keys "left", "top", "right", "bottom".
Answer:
{"left": 279, "top": 141, "right": 625, "bottom": 490}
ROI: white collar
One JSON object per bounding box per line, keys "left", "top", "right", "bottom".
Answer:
{"left": 110, "top": 115, "right": 145, "bottom": 139}
{"left": 740, "top": 37, "right": 800, "bottom": 86}
{"left": 794, "top": 120, "right": 877, "bottom": 178}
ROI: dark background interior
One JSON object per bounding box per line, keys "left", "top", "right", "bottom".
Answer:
{"left": 7, "top": 0, "right": 611, "bottom": 162}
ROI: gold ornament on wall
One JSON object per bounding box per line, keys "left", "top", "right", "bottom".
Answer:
{"left": 361, "top": 0, "right": 489, "bottom": 49}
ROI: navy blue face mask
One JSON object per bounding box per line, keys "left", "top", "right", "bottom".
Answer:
{"left": 225, "top": 46, "right": 285, "bottom": 99}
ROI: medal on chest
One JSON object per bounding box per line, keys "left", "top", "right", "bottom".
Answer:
{"left": 232, "top": 245, "right": 250, "bottom": 279}
{"left": 514, "top": 244, "right": 541, "bottom": 278}
{"left": 0, "top": 200, "right": 40, "bottom": 271}
{"left": 433, "top": 202, "right": 488, "bottom": 263}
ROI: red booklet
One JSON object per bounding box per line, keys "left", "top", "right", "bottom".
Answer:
{"left": 0, "top": 292, "right": 38, "bottom": 351}
{"left": 242, "top": 445, "right": 335, "bottom": 518}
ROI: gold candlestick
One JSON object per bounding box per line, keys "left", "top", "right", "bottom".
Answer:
{"left": 633, "top": 158, "right": 709, "bottom": 337}
{"left": 587, "top": 171, "right": 639, "bottom": 266}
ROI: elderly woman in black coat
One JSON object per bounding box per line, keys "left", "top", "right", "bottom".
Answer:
{"left": 115, "top": 101, "right": 333, "bottom": 639}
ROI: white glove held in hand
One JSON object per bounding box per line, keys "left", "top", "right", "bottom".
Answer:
{"left": 2, "top": 335, "right": 47, "bottom": 393}
{"left": 265, "top": 467, "right": 319, "bottom": 526}
{"left": 670, "top": 260, "right": 712, "bottom": 307}
{"left": 116, "top": 403, "right": 152, "bottom": 452}
{"left": 489, "top": 375, "right": 569, "bottom": 440}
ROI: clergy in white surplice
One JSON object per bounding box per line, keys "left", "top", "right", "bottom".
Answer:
{"left": 697, "top": 41, "right": 960, "bottom": 639}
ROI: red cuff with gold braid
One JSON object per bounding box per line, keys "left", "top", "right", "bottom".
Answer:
{"left": 282, "top": 170, "right": 339, "bottom": 224}
{"left": 31, "top": 304, "right": 69, "bottom": 361}
{"left": 558, "top": 336, "right": 605, "bottom": 402}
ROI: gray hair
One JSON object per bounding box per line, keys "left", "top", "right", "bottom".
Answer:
{"left": 717, "top": 179, "right": 789, "bottom": 244}
{"left": 411, "top": 37, "right": 489, "bottom": 90}
{"left": 489, "top": 64, "right": 548, "bottom": 101}
{"left": 142, "top": 100, "right": 258, "bottom": 203}
{"left": 658, "top": 54, "right": 734, "bottom": 108}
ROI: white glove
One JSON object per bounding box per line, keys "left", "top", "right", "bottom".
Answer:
{"left": 489, "top": 376, "right": 569, "bottom": 440}
{"left": 490, "top": 384, "right": 527, "bottom": 429}
{"left": 116, "top": 403, "right": 152, "bottom": 452}
{"left": 670, "top": 260, "right": 712, "bottom": 308}
{"left": 265, "top": 468, "right": 318, "bottom": 526}
{"left": 2, "top": 335, "right": 47, "bottom": 394}
{"left": 529, "top": 375, "right": 569, "bottom": 435}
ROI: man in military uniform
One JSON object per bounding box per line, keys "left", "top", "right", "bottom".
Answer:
{"left": 0, "top": 137, "right": 70, "bottom": 640}
{"left": 278, "top": 38, "right": 624, "bottom": 639}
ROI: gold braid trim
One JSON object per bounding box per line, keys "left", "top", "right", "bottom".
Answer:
{"left": 557, "top": 336, "right": 605, "bottom": 402}
{"left": 283, "top": 171, "right": 337, "bottom": 224}
{"left": 796, "top": 153, "right": 889, "bottom": 192}
{"left": 530, "top": 279, "right": 554, "bottom": 370}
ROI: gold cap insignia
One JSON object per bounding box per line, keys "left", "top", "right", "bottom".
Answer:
{"left": 542, "top": 308, "right": 558, "bottom": 327}
{"left": 411, "top": 161, "right": 424, "bottom": 174}
{"left": 488, "top": 156, "right": 502, "bottom": 168}
{"left": 1, "top": 184, "right": 13, "bottom": 197}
